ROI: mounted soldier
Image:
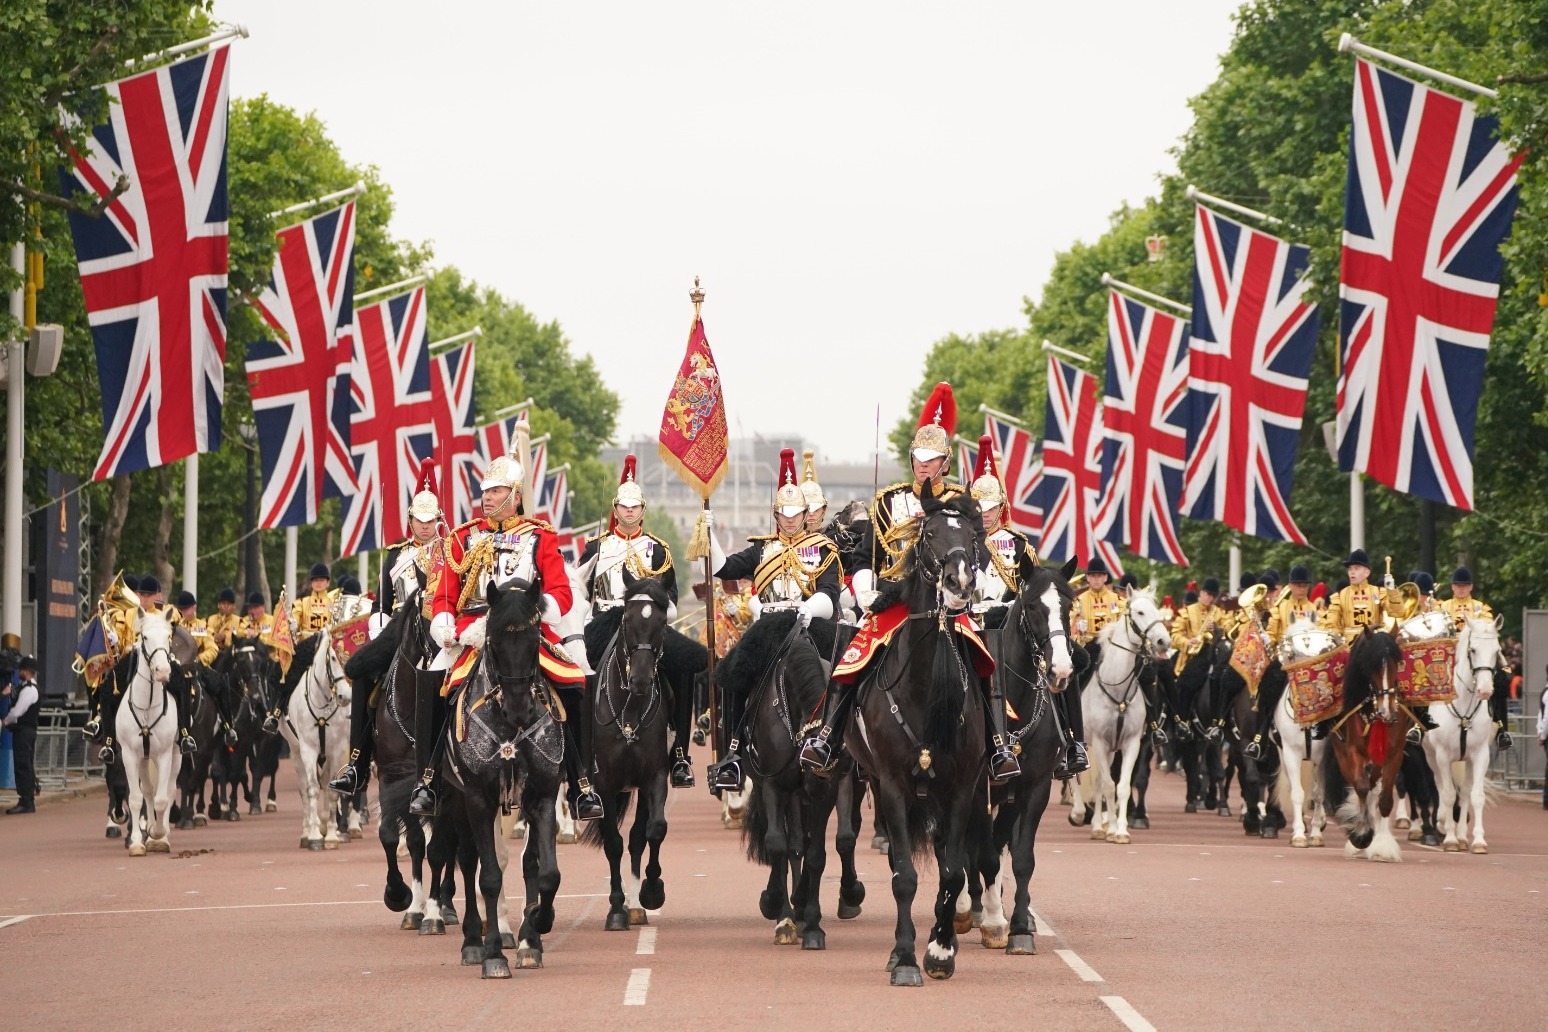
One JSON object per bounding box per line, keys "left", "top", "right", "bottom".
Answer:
{"left": 801, "top": 449, "right": 828, "bottom": 533}
{"left": 1074, "top": 556, "right": 1168, "bottom": 745}
{"left": 292, "top": 563, "right": 337, "bottom": 637}
{"left": 328, "top": 459, "right": 446, "bottom": 796}
{"left": 1440, "top": 566, "right": 1509, "bottom": 749}
{"left": 1319, "top": 548, "right": 1399, "bottom": 641}
{"left": 576, "top": 453, "right": 698, "bottom": 789}
{"left": 414, "top": 424, "right": 594, "bottom": 820}
{"left": 797, "top": 383, "right": 1019, "bottom": 783}
{"left": 206, "top": 587, "right": 241, "bottom": 650}
{"left": 705, "top": 447, "right": 843, "bottom": 790}
{"left": 1236, "top": 563, "right": 1326, "bottom": 759}
{"left": 173, "top": 589, "right": 240, "bottom": 747}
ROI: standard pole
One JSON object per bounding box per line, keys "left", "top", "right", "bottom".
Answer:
{"left": 1350, "top": 472, "right": 1365, "bottom": 553}
{"left": 284, "top": 526, "right": 298, "bottom": 600}
{"left": 358, "top": 552, "right": 368, "bottom": 591}
{"left": 3, "top": 243, "right": 23, "bottom": 640}
{"left": 182, "top": 455, "right": 198, "bottom": 596}
{"left": 1228, "top": 544, "right": 1242, "bottom": 594}
{"left": 701, "top": 497, "right": 718, "bottom": 765}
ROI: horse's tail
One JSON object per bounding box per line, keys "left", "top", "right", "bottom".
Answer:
{"left": 741, "top": 782, "right": 772, "bottom": 866}
{"left": 579, "top": 789, "right": 632, "bottom": 849}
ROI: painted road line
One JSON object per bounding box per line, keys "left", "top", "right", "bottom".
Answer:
{"left": 623, "top": 967, "right": 651, "bottom": 1005}
{"left": 1100, "top": 995, "right": 1158, "bottom": 1032}
{"left": 636, "top": 926, "right": 657, "bottom": 955}
{"left": 1032, "top": 910, "right": 1056, "bottom": 936}
{"left": 0, "top": 915, "right": 33, "bottom": 930}
{"left": 1054, "top": 948, "right": 1103, "bottom": 983}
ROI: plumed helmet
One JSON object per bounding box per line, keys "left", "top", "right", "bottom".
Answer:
{"left": 969, "top": 433, "right": 1006, "bottom": 510}
{"left": 409, "top": 456, "right": 442, "bottom": 523}
{"left": 910, "top": 382, "right": 957, "bottom": 463}
{"left": 615, "top": 453, "right": 645, "bottom": 508}
{"left": 174, "top": 590, "right": 197, "bottom": 610}
{"left": 481, "top": 455, "right": 523, "bottom": 492}
{"left": 774, "top": 448, "right": 806, "bottom": 517}
{"left": 800, "top": 449, "right": 828, "bottom": 512}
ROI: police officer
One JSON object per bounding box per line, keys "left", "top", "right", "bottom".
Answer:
{"left": 1440, "top": 567, "right": 1509, "bottom": 749}
{"left": 3, "top": 656, "right": 40, "bottom": 814}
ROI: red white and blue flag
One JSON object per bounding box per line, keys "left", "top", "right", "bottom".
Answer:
{"left": 338, "top": 286, "right": 433, "bottom": 556}
{"left": 246, "top": 202, "right": 358, "bottom": 527}
{"left": 533, "top": 466, "right": 569, "bottom": 528}
{"left": 984, "top": 412, "right": 1043, "bottom": 537}
{"left": 1336, "top": 58, "right": 1522, "bottom": 509}
{"left": 1094, "top": 291, "right": 1190, "bottom": 566}
{"left": 429, "top": 341, "right": 478, "bottom": 526}
{"left": 956, "top": 437, "right": 979, "bottom": 485}
{"left": 60, "top": 46, "right": 232, "bottom": 480}
{"left": 1183, "top": 205, "right": 1318, "bottom": 544}
{"left": 554, "top": 519, "right": 599, "bottom": 566}
{"left": 459, "top": 412, "right": 543, "bottom": 524}
{"left": 1032, "top": 355, "right": 1123, "bottom": 575}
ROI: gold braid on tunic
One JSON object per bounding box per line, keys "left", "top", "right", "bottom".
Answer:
{"left": 623, "top": 536, "right": 674, "bottom": 579}
{"left": 986, "top": 539, "right": 1020, "bottom": 594}
{"left": 752, "top": 535, "right": 838, "bottom": 598}
{"left": 446, "top": 517, "right": 555, "bottom": 613}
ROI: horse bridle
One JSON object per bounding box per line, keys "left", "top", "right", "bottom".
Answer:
{"left": 598, "top": 593, "right": 664, "bottom": 742}
{"left": 913, "top": 510, "right": 979, "bottom": 612}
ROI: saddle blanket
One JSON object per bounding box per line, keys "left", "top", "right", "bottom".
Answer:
{"left": 330, "top": 615, "right": 373, "bottom": 666}
{"left": 1398, "top": 637, "right": 1457, "bottom": 706}
{"left": 1230, "top": 631, "right": 1271, "bottom": 697}
{"left": 441, "top": 638, "right": 586, "bottom": 697}
{"left": 1284, "top": 644, "right": 1349, "bottom": 727}
{"left": 833, "top": 603, "right": 994, "bottom": 685}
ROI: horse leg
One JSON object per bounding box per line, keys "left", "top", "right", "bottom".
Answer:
{"left": 601, "top": 789, "right": 631, "bottom": 931}
{"left": 124, "top": 750, "right": 148, "bottom": 856}
{"left": 150, "top": 740, "right": 176, "bottom": 850}
{"left": 976, "top": 818, "right": 1009, "bottom": 950}
{"left": 1129, "top": 739, "right": 1152, "bottom": 829}
{"left": 1432, "top": 744, "right": 1462, "bottom": 852}
{"left": 923, "top": 800, "right": 971, "bottom": 980}
{"left": 875, "top": 782, "right": 921, "bottom": 985}
{"left": 517, "top": 784, "right": 560, "bottom": 969}
{"left": 491, "top": 814, "right": 515, "bottom": 949}
{"left": 625, "top": 791, "right": 653, "bottom": 926}
{"left": 1008, "top": 773, "right": 1051, "bottom": 955}
{"left": 757, "top": 781, "right": 797, "bottom": 945}
{"left": 1109, "top": 736, "right": 1140, "bottom": 843}
{"left": 1466, "top": 749, "right": 1489, "bottom": 854}
{"left": 834, "top": 769, "right": 865, "bottom": 920}
{"left": 798, "top": 781, "right": 837, "bottom": 950}
{"left": 1366, "top": 759, "right": 1402, "bottom": 863}
{"left": 465, "top": 793, "right": 510, "bottom": 978}
{"left": 639, "top": 772, "right": 668, "bottom": 915}
{"left": 453, "top": 811, "right": 485, "bottom": 967}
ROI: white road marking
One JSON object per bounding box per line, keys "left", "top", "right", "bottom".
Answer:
{"left": 636, "top": 927, "right": 657, "bottom": 955}
{"left": 1100, "top": 995, "right": 1157, "bottom": 1032}
{"left": 0, "top": 915, "right": 33, "bottom": 930}
{"left": 1055, "top": 948, "right": 1103, "bottom": 983}
{"left": 1032, "top": 910, "right": 1056, "bottom": 936}
{"left": 623, "top": 967, "right": 651, "bottom": 1005}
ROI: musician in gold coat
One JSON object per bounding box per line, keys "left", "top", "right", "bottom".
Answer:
{"left": 1319, "top": 549, "right": 1399, "bottom": 641}
{"left": 1170, "top": 577, "right": 1225, "bottom": 676}
{"left": 1440, "top": 566, "right": 1509, "bottom": 749}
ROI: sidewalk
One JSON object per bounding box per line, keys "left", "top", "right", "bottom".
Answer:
{"left": 0, "top": 775, "right": 106, "bottom": 812}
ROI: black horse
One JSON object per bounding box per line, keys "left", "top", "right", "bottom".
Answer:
{"left": 1168, "top": 636, "right": 1235, "bottom": 814}
{"left": 435, "top": 577, "right": 566, "bottom": 978}
{"left": 210, "top": 643, "right": 275, "bottom": 821}
{"left": 1224, "top": 661, "right": 1288, "bottom": 837}
{"left": 843, "top": 490, "right": 990, "bottom": 986}
{"left": 965, "top": 556, "right": 1077, "bottom": 955}
{"left": 173, "top": 667, "right": 222, "bottom": 830}
{"left": 580, "top": 574, "right": 701, "bottom": 931}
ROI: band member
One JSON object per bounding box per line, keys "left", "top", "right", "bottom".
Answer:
{"left": 206, "top": 587, "right": 241, "bottom": 649}
{"left": 1319, "top": 549, "right": 1399, "bottom": 641}
{"left": 1242, "top": 564, "right": 1325, "bottom": 759}
{"left": 291, "top": 564, "right": 336, "bottom": 637}
{"left": 1440, "top": 566, "right": 1509, "bottom": 749}
{"left": 174, "top": 589, "right": 239, "bottom": 747}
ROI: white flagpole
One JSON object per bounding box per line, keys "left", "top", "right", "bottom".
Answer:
{"left": 359, "top": 553, "right": 369, "bottom": 593}
{"left": 1101, "top": 273, "right": 1193, "bottom": 316}
{"left": 355, "top": 274, "right": 429, "bottom": 304}
{"left": 127, "top": 25, "right": 249, "bottom": 67}
{"left": 183, "top": 456, "right": 198, "bottom": 596}
{"left": 427, "top": 326, "right": 482, "bottom": 353}
{"left": 1041, "top": 339, "right": 1091, "bottom": 365}
{"left": 284, "top": 527, "right": 298, "bottom": 605}
{"left": 493, "top": 398, "right": 535, "bottom": 420}
{"left": 1185, "top": 185, "right": 1284, "bottom": 228}
{"left": 1350, "top": 472, "right": 1366, "bottom": 553}
{"left": 3, "top": 244, "right": 23, "bottom": 641}
{"left": 1229, "top": 544, "right": 1242, "bottom": 595}
{"left": 268, "top": 181, "right": 367, "bottom": 221}
{"left": 977, "top": 404, "right": 1026, "bottom": 429}
{"left": 1338, "top": 33, "right": 1498, "bottom": 100}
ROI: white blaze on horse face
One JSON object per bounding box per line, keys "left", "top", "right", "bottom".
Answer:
{"left": 1377, "top": 665, "right": 1396, "bottom": 723}
{"left": 1039, "top": 581, "right": 1074, "bottom": 679}
{"left": 142, "top": 615, "right": 173, "bottom": 683}
{"left": 639, "top": 603, "right": 653, "bottom": 620}
{"left": 1468, "top": 619, "right": 1498, "bottom": 700}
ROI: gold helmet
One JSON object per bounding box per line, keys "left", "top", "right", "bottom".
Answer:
{"left": 800, "top": 449, "right": 827, "bottom": 512}
{"left": 614, "top": 453, "right": 645, "bottom": 508}
{"left": 774, "top": 448, "right": 806, "bottom": 517}
{"left": 408, "top": 457, "right": 442, "bottom": 523}
{"left": 968, "top": 433, "right": 1006, "bottom": 513}
{"left": 910, "top": 382, "right": 957, "bottom": 463}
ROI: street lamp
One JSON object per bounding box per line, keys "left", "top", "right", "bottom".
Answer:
{"left": 238, "top": 422, "right": 259, "bottom": 597}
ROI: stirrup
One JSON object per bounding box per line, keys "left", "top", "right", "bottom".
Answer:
{"left": 98, "top": 742, "right": 117, "bottom": 766}
{"left": 328, "top": 765, "right": 362, "bottom": 794}
{"left": 798, "top": 734, "right": 836, "bottom": 776}
{"left": 670, "top": 757, "right": 696, "bottom": 789}
{"left": 84, "top": 716, "right": 102, "bottom": 738}
{"left": 575, "top": 789, "right": 605, "bottom": 822}
{"left": 1150, "top": 722, "right": 1170, "bottom": 746}
{"left": 1405, "top": 724, "right": 1423, "bottom": 745}
{"left": 1495, "top": 727, "right": 1513, "bottom": 750}
{"left": 178, "top": 732, "right": 197, "bottom": 756}
{"left": 1244, "top": 736, "right": 1263, "bottom": 760}
{"left": 709, "top": 755, "right": 744, "bottom": 791}
{"left": 1203, "top": 721, "right": 1224, "bottom": 742}
{"left": 408, "top": 784, "right": 437, "bottom": 818}
{"left": 989, "top": 747, "right": 1021, "bottom": 784}
{"left": 261, "top": 713, "right": 280, "bottom": 735}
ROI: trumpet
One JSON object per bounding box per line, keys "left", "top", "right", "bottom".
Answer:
{"left": 1237, "top": 582, "right": 1269, "bottom": 611}
{"left": 1395, "top": 581, "right": 1421, "bottom": 621}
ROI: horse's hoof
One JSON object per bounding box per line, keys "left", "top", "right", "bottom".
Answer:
{"left": 1107, "top": 831, "right": 1131, "bottom": 845}
{"left": 639, "top": 878, "right": 665, "bottom": 911}
{"left": 227, "top": 810, "right": 241, "bottom": 822}
{"left": 1089, "top": 826, "right": 1106, "bottom": 841}
{"left": 837, "top": 901, "right": 863, "bottom": 920}
{"left": 801, "top": 929, "right": 826, "bottom": 951}
{"left": 499, "top": 931, "right": 516, "bottom": 949}
{"left": 1259, "top": 826, "right": 1279, "bottom": 839}
{"left": 923, "top": 947, "right": 955, "bottom": 980}
{"left": 890, "top": 965, "right": 923, "bottom": 987}
{"left": 1291, "top": 834, "right": 1308, "bottom": 848}
{"left": 481, "top": 957, "right": 511, "bottom": 980}
{"left": 1407, "top": 825, "right": 1424, "bottom": 841}
{"left": 323, "top": 838, "right": 339, "bottom": 850}
{"left": 148, "top": 839, "right": 171, "bottom": 853}
{"left": 970, "top": 907, "right": 983, "bottom": 929}
{"left": 980, "top": 924, "right": 1009, "bottom": 950}
{"left": 1006, "top": 933, "right": 1036, "bottom": 956}
{"left": 1216, "top": 805, "right": 1232, "bottom": 817}
{"left": 511, "top": 824, "right": 526, "bottom": 840}
{"left": 1184, "top": 801, "right": 1198, "bottom": 814}
{"left": 193, "top": 814, "right": 207, "bottom": 827}
{"left": 840, "top": 881, "right": 865, "bottom": 908}
{"left": 605, "top": 911, "right": 631, "bottom": 932}
{"left": 722, "top": 816, "right": 743, "bottom": 830}
{"left": 308, "top": 839, "right": 325, "bottom": 852}
{"left": 127, "top": 842, "right": 147, "bottom": 857}
{"left": 1243, "top": 820, "right": 1260, "bottom": 836}
{"left": 1420, "top": 831, "right": 1440, "bottom": 848}
{"left": 870, "top": 834, "right": 889, "bottom": 852}
{"left": 1130, "top": 817, "right": 1150, "bottom": 831}
{"left": 385, "top": 882, "right": 412, "bottom": 913}
{"left": 516, "top": 947, "right": 543, "bottom": 969}
{"left": 419, "top": 918, "right": 445, "bottom": 936}
{"left": 349, "top": 828, "right": 362, "bottom": 840}
{"left": 557, "top": 830, "right": 577, "bottom": 844}
{"left": 1309, "top": 834, "right": 1325, "bottom": 848}
{"left": 1067, "top": 811, "right": 1084, "bottom": 827}
{"left": 264, "top": 801, "right": 277, "bottom": 813}
{"left": 628, "top": 908, "right": 648, "bottom": 927}
{"left": 177, "top": 818, "right": 194, "bottom": 831}
{"left": 774, "top": 918, "right": 798, "bottom": 946}
{"left": 953, "top": 910, "right": 974, "bottom": 935}
{"left": 105, "top": 825, "right": 122, "bottom": 839}
{"left": 461, "top": 946, "right": 483, "bottom": 966}
{"left": 758, "top": 890, "right": 779, "bottom": 922}
{"left": 1470, "top": 842, "right": 1489, "bottom": 855}
{"left": 1394, "top": 817, "right": 1411, "bottom": 830}
{"left": 442, "top": 905, "right": 459, "bottom": 926}
{"left": 401, "top": 912, "right": 424, "bottom": 931}
{"left": 1443, "top": 840, "right": 1463, "bottom": 853}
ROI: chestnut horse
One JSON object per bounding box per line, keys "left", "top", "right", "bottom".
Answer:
{"left": 1319, "top": 627, "right": 1408, "bottom": 862}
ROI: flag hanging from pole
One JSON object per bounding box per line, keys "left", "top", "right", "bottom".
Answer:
{"left": 428, "top": 340, "right": 478, "bottom": 527}
{"left": 1033, "top": 355, "right": 1123, "bottom": 575}
{"left": 247, "top": 202, "right": 358, "bottom": 528}
{"left": 1335, "top": 57, "right": 1522, "bottom": 509}
{"left": 658, "top": 315, "right": 729, "bottom": 498}
{"left": 60, "top": 45, "right": 232, "bottom": 481}
{"left": 984, "top": 413, "right": 1043, "bottom": 537}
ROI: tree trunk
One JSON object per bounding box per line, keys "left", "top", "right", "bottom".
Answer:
{"left": 153, "top": 464, "right": 176, "bottom": 589}
{"left": 93, "top": 475, "right": 133, "bottom": 598}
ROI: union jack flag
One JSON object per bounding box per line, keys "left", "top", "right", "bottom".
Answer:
{"left": 1336, "top": 58, "right": 1522, "bottom": 509}
{"left": 984, "top": 413, "right": 1043, "bottom": 537}
{"left": 428, "top": 341, "right": 478, "bottom": 526}
{"left": 1094, "top": 291, "right": 1190, "bottom": 566}
{"left": 533, "top": 466, "right": 569, "bottom": 528}
{"left": 338, "top": 286, "right": 433, "bottom": 556}
{"left": 246, "top": 202, "right": 358, "bottom": 527}
{"left": 458, "top": 413, "right": 545, "bottom": 524}
{"left": 956, "top": 437, "right": 979, "bottom": 483}
{"left": 554, "top": 519, "right": 600, "bottom": 566}
{"left": 1032, "top": 355, "right": 1123, "bottom": 575}
{"left": 60, "top": 46, "right": 231, "bottom": 480}
{"left": 1183, "top": 205, "right": 1318, "bottom": 544}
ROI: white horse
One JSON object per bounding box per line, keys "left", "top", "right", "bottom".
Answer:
{"left": 279, "top": 633, "right": 352, "bottom": 851}
{"left": 1272, "top": 690, "right": 1327, "bottom": 848}
{"left": 117, "top": 610, "right": 178, "bottom": 857}
{"left": 1423, "top": 615, "right": 1503, "bottom": 854}
{"left": 1070, "top": 588, "right": 1172, "bottom": 844}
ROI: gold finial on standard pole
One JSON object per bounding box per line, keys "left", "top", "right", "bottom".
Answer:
{"left": 690, "top": 275, "right": 705, "bottom": 316}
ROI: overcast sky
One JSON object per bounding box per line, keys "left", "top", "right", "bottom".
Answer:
{"left": 219, "top": 1, "right": 1243, "bottom": 463}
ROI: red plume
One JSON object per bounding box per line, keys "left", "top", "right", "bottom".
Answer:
{"left": 973, "top": 433, "right": 998, "bottom": 482}
{"left": 417, "top": 456, "right": 438, "bottom": 497}
{"left": 1186, "top": 579, "right": 1198, "bottom": 593}
{"left": 917, "top": 382, "right": 957, "bottom": 437}
{"left": 620, "top": 453, "right": 637, "bottom": 487}
{"left": 778, "top": 448, "right": 797, "bottom": 486}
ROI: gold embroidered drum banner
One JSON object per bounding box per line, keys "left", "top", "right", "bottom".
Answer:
{"left": 1397, "top": 637, "right": 1457, "bottom": 706}
{"left": 1284, "top": 644, "right": 1349, "bottom": 726}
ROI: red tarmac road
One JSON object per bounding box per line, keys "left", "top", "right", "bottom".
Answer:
{"left": 3, "top": 761, "right": 1546, "bottom": 1032}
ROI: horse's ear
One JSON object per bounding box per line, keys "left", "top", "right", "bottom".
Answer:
{"left": 487, "top": 580, "right": 503, "bottom": 607}
{"left": 1058, "top": 556, "right": 1079, "bottom": 581}
{"left": 1018, "top": 551, "right": 1039, "bottom": 584}
{"left": 622, "top": 566, "right": 638, "bottom": 591}
{"left": 1494, "top": 613, "right": 1505, "bottom": 633}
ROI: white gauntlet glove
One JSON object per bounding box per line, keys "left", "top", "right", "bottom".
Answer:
{"left": 797, "top": 594, "right": 833, "bottom": 628}
{"left": 540, "top": 594, "right": 562, "bottom": 627}
{"left": 431, "top": 612, "right": 457, "bottom": 648}
{"left": 1383, "top": 573, "right": 1396, "bottom": 591}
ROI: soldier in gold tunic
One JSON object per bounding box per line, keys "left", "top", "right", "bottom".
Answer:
{"left": 1266, "top": 565, "right": 1326, "bottom": 644}
{"left": 291, "top": 563, "right": 337, "bottom": 637}
{"left": 174, "top": 589, "right": 240, "bottom": 746}
{"left": 206, "top": 587, "right": 242, "bottom": 650}
{"left": 1440, "top": 566, "right": 1509, "bottom": 749}
{"left": 1318, "top": 548, "right": 1399, "bottom": 641}
{"left": 1074, "top": 558, "right": 1170, "bottom": 743}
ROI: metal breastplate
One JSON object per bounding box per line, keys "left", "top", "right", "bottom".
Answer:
{"left": 391, "top": 544, "right": 425, "bottom": 608}
{"left": 756, "top": 538, "right": 825, "bottom": 605}
{"left": 468, "top": 527, "right": 536, "bottom": 611}
{"left": 885, "top": 489, "right": 924, "bottom": 529}
{"left": 593, "top": 534, "right": 658, "bottom": 606}
{"left": 975, "top": 532, "right": 1017, "bottom": 610}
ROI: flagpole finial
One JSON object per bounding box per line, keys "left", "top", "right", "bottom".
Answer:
{"left": 690, "top": 276, "right": 705, "bottom": 315}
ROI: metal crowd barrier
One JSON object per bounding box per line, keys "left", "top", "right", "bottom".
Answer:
{"left": 1487, "top": 712, "right": 1544, "bottom": 791}
{"left": 33, "top": 706, "right": 103, "bottom": 789}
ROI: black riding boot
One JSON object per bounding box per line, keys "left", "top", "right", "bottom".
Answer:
{"left": 96, "top": 682, "right": 125, "bottom": 765}
{"left": 173, "top": 668, "right": 197, "bottom": 755}
{"left": 667, "top": 673, "right": 695, "bottom": 789}
{"left": 1244, "top": 679, "right": 1282, "bottom": 760}
{"left": 797, "top": 681, "right": 855, "bottom": 777}
{"left": 560, "top": 685, "right": 603, "bottom": 821}
{"left": 986, "top": 676, "right": 1021, "bottom": 784}
{"left": 329, "top": 681, "right": 377, "bottom": 795}
{"left": 1490, "top": 682, "right": 1512, "bottom": 749}
{"left": 1055, "top": 680, "right": 1090, "bottom": 779}
{"left": 708, "top": 678, "right": 747, "bottom": 791}
{"left": 1139, "top": 663, "right": 1169, "bottom": 745}
{"left": 408, "top": 682, "right": 445, "bottom": 818}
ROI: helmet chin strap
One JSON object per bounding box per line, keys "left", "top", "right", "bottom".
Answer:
{"left": 487, "top": 489, "right": 520, "bottom": 522}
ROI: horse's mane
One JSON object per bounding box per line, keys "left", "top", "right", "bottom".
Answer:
{"left": 1344, "top": 628, "right": 1401, "bottom": 709}
{"left": 821, "top": 500, "right": 869, "bottom": 561}
{"left": 283, "top": 631, "right": 323, "bottom": 692}
{"left": 1020, "top": 563, "right": 1075, "bottom": 609}
{"left": 623, "top": 576, "right": 671, "bottom": 611}
{"left": 488, "top": 576, "right": 543, "bottom": 627}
